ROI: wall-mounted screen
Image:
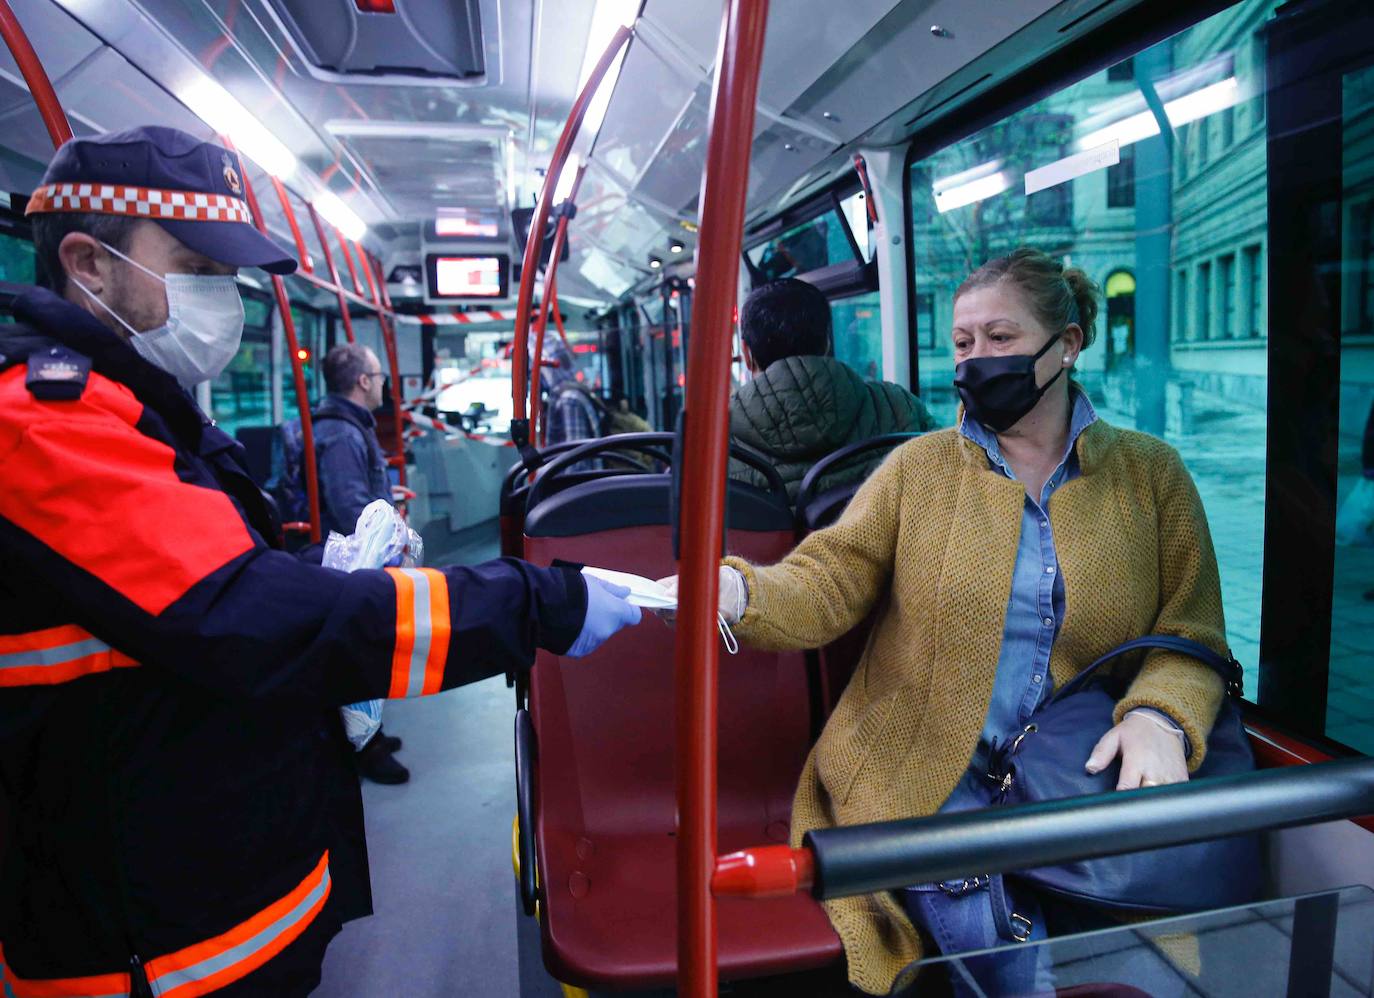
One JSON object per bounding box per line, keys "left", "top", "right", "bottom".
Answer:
{"left": 425, "top": 253, "right": 509, "bottom": 299}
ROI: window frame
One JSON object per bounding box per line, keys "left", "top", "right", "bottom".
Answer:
{"left": 742, "top": 178, "right": 876, "bottom": 299}
{"left": 893, "top": 0, "right": 1374, "bottom": 752}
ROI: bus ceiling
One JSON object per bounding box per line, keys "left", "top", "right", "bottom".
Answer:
{"left": 1, "top": 0, "right": 1154, "bottom": 312}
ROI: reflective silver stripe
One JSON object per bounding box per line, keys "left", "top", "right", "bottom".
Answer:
{"left": 150, "top": 867, "right": 330, "bottom": 994}
{"left": 0, "top": 637, "right": 110, "bottom": 672}
{"left": 403, "top": 569, "right": 433, "bottom": 698}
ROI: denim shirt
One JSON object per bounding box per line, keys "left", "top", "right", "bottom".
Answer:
{"left": 941, "top": 390, "right": 1098, "bottom": 812}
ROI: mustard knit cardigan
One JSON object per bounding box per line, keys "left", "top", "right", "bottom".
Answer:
{"left": 724, "top": 419, "right": 1226, "bottom": 996}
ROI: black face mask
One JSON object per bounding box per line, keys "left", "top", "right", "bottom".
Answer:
{"left": 953, "top": 331, "right": 1063, "bottom": 433}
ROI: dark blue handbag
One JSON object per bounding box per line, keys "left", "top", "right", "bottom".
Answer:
{"left": 984, "top": 635, "right": 1262, "bottom": 914}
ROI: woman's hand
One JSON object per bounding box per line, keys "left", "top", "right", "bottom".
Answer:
{"left": 1085, "top": 711, "right": 1189, "bottom": 790}
{"left": 654, "top": 567, "right": 747, "bottom": 624}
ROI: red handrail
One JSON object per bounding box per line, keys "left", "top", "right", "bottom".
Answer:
{"left": 510, "top": 24, "right": 632, "bottom": 440}
{"left": 0, "top": 0, "right": 72, "bottom": 149}
{"left": 529, "top": 163, "right": 586, "bottom": 448}
{"left": 229, "top": 144, "right": 322, "bottom": 542}
{"left": 306, "top": 206, "right": 357, "bottom": 344}
{"left": 674, "top": 1, "right": 768, "bottom": 994}
{"left": 337, "top": 232, "right": 363, "bottom": 295}
{"left": 368, "top": 252, "right": 408, "bottom": 489}
{"left": 549, "top": 273, "right": 572, "bottom": 353}
{"left": 270, "top": 177, "right": 314, "bottom": 274}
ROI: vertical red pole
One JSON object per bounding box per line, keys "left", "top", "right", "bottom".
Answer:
{"left": 228, "top": 148, "right": 322, "bottom": 542}
{"left": 510, "top": 25, "right": 632, "bottom": 433}
{"left": 674, "top": 1, "right": 768, "bottom": 994}
{"left": 369, "top": 254, "right": 408, "bottom": 489}
{"left": 307, "top": 206, "right": 357, "bottom": 343}
{"left": 529, "top": 164, "right": 586, "bottom": 448}
{"left": 0, "top": 0, "right": 73, "bottom": 149}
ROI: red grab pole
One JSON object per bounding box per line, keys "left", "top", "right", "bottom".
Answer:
{"left": 674, "top": 1, "right": 768, "bottom": 993}
{"left": 0, "top": 0, "right": 72, "bottom": 149}
{"left": 368, "top": 253, "right": 408, "bottom": 489}
{"left": 306, "top": 206, "right": 357, "bottom": 344}
{"left": 228, "top": 148, "right": 322, "bottom": 542}
{"left": 529, "top": 162, "right": 586, "bottom": 448}
{"left": 510, "top": 24, "right": 632, "bottom": 444}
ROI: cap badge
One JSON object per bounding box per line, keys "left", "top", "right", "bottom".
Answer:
{"left": 221, "top": 153, "right": 243, "bottom": 196}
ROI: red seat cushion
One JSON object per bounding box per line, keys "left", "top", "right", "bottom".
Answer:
{"left": 524, "top": 525, "right": 842, "bottom": 988}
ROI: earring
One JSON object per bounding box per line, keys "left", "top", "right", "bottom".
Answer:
{"left": 1062, "top": 357, "right": 1072, "bottom": 366}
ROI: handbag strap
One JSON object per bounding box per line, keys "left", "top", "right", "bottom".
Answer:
{"left": 1047, "top": 634, "right": 1244, "bottom": 706}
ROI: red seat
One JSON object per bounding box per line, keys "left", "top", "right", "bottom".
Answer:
{"left": 522, "top": 471, "right": 842, "bottom": 989}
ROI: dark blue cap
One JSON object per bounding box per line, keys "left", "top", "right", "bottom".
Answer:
{"left": 36, "top": 126, "right": 297, "bottom": 274}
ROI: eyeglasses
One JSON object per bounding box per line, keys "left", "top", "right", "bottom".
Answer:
{"left": 361, "top": 371, "right": 384, "bottom": 381}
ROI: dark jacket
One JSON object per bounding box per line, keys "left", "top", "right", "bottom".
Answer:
{"left": 314, "top": 394, "right": 391, "bottom": 537}
{"left": 0, "top": 288, "right": 587, "bottom": 995}
{"left": 728, "top": 354, "right": 939, "bottom": 503}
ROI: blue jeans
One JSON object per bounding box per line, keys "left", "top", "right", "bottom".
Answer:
{"left": 901, "top": 877, "right": 1052, "bottom": 997}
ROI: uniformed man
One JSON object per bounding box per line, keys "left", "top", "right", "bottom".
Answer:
{"left": 0, "top": 126, "right": 640, "bottom": 996}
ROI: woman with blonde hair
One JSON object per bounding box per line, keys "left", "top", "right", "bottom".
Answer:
{"left": 663, "top": 247, "right": 1227, "bottom": 996}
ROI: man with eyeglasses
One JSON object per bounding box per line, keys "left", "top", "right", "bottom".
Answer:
{"left": 316, "top": 343, "right": 394, "bottom": 541}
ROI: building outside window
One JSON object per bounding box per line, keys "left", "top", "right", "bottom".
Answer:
{"left": 1245, "top": 244, "right": 1263, "bottom": 336}
{"left": 916, "top": 292, "right": 937, "bottom": 349}
{"left": 1176, "top": 269, "right": 1190, "bottom": 341}
{"left": 1199, "top": 261, "right": 1212, "bottom": 340}
{"left": 1222, "top": 106, "right": 1236, "bottom": 148}
{"left": 1220, "top": 253, "right": 1237, "bottom": 338}
{"left": 1107, "top": 144, "right": 1136, "bottom": 208}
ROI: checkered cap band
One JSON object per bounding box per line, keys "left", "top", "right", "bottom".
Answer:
{"left": 25, "top": 183, "right": 253, "bottom": 224}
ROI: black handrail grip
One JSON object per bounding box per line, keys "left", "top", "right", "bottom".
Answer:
{"left": 526, "top": 431, "right": 789, "bottom": 517}
{"left": 515, "top": 709, "right": 539, "bottom": 916}
{"left": 794, "top": 432, "right": 922, "bottom": 515}
{"left": 803, "top": 757, "right": 1374, "bottom": 901}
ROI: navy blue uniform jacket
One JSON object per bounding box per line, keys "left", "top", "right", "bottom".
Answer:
{"left": 313, "top": 394, "right": 390, "bottom": 538}
{"left": 0, "top": 288, "right": 586, "bottom": 995}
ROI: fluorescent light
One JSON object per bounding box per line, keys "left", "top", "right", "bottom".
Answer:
{"left": 933, "top": 166, "right": 1012, "bottom": 213}
{"left": 183, "top": 78, "right": 297, "bottom": 180}
{"left": 315, "top": 189, "right": 367, "bottom": 240}
{"left": 553, "top": 153, "right": 580, "bottom": 204}
{"left": 1077, "top": 77, "right": 1240, "bottom": 152}
{"left": 574, "top": 0, "right": 637, "bottom": 140}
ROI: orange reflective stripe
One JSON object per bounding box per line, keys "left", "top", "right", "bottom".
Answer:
{"left": 384, "top": 568, "right": 451, "bottom": 697}
{"left": 0, "top": 944, "right": 129, "bottom": 998}
{"left": 387, "top": 568, "right": 417, "bottom": 698}
{"left": 146, "top": 852, "right": 330, "bottom": 998}
{"left": 0, "top": 854, "right": 330, "bottom": 998}
{"left": 420, "top": 569, "right": 451, "bottom": 696}
{"left": 0, "top": 625, "right": 137, "bottom": 688}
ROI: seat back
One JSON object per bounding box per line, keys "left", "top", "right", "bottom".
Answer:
{"left": 524, "top": 474, "right": 808, "bottom": 842}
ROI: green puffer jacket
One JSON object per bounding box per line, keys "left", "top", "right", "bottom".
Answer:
{"left": 728, "top": 355, "right": 940, "bottom": 504}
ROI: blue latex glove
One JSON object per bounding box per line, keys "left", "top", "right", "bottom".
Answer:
{"left": 566, "top": 575, "right": 642, "bottom": 658}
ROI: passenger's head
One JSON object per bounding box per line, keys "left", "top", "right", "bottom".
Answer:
{"left": 952, "top": 247, "right": 1100, "bottom": 431}
{"left": 27, "top": 126, "right": 294, "bottom": 339}
{"left": 740, "top": 278, "right": 831, "bottom": 374}
{"left": 325, "top": 343, "right": 385, "bottom": 410}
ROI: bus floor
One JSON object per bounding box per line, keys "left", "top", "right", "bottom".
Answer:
{"left": 315, "top": 521, "right": 525, "bottom": 997}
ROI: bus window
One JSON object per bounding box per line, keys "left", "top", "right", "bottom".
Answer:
{"left": 830, "top": 291, "right": 883, "bottom": 383}
{"left": 209, "top": 290, "right": 274, "bottom": 438}
{"left": 0, "top": 230, "right": 36, "bottom": 312}
{"left": 1330, "top": 62, "right": 1374, "bottom": 753}
{"left": 747, "top": 209, "right": 856, "bottom": 283}
{"left": 908, "top": 0, "right": 1279, "bottom": 694}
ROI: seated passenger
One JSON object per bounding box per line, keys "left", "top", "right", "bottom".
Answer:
{"left": 663, "top": 248, "right": 1227, "bottom": 996}
{"left": 728, "top": 277, "right": 938, "bottom": 504}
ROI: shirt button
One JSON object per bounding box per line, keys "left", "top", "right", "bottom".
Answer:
{"left": 1032, "top": 674, "right": 1043, "bottom": 684}
{"left": 1045, "top": 566, "right": 1056, "bottom": 575}
{"left": 1040, "top": 520, "right": 1049, "bottom": 528}
{"left": 1043, "top": 617, "right": 1054, "bottom": 627}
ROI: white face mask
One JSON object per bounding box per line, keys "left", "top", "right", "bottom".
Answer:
{"left": 71, "top": 241, "right": 245, "bottom": 389}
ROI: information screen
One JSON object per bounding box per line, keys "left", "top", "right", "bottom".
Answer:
{"left": 425, "top": 254, "right": 508, "bottom": 299}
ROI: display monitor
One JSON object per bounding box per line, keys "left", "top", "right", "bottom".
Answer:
{"left": 425, "top": 253, "right": 509, "bottom": 299}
